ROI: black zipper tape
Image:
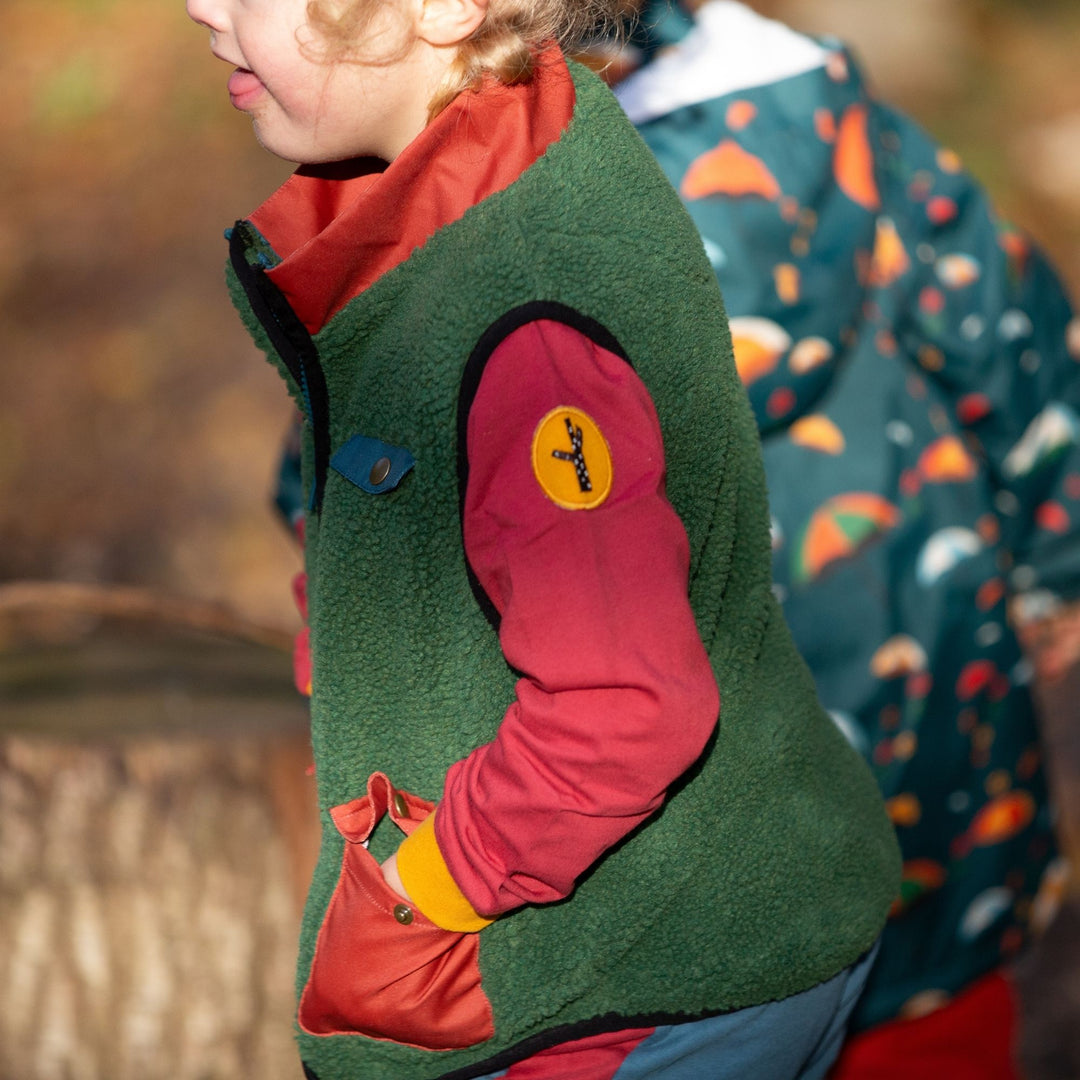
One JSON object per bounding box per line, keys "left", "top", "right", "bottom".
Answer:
{"left": 229, "top": 222, "right": 332, "bottom": 513}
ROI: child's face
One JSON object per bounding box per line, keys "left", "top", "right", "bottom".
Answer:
{"left": 186, "top": 0, "right": 440, "bottom": 163}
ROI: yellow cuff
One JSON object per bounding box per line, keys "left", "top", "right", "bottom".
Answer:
{"left": 396, "top": 811, "right": 495, "bottom": 933}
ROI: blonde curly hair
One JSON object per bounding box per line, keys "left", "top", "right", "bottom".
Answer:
{"left": 307, "top": 0, "right": 633, "bottom": 117}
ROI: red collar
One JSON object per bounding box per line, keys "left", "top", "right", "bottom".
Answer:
{"left": 250, "top": 49, "right": 575, "bottom": 336}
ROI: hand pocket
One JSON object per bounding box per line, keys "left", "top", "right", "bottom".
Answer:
{"left": 298, "top": 772, "right": 495, "bottom": 1049}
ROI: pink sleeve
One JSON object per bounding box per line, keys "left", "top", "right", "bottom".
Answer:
{"left": 434, "top": 318, "right": 720, "bottom": 916}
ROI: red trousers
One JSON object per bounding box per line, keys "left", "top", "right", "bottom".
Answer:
{"left": 829, "top": 970, "right": 1023, "bottom": 1080}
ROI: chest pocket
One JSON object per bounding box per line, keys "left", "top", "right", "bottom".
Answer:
{"left": 331, "top": 435, "right": 415, "bottom": 494}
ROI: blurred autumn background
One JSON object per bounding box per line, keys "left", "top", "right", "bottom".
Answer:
{"left": 1, "top": 0, "right": 1079, "bottom": 1077}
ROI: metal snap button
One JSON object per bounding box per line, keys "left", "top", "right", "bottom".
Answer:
{"left": 369, "top": 456, "right": 392, "bottom": 486}
{"left": 392, "top": 792, "right": 409, "bottom": 819}
{"left": 393, "top": 903, "right": 414, "bottom": 926}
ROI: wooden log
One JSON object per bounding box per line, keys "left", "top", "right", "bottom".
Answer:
{"left": 0, "top": 584, "right": 318, "bottom": 1080}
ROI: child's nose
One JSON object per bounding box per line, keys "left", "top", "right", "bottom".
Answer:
{"left": 185, "top": 0, "right": 226, "bottom": 33}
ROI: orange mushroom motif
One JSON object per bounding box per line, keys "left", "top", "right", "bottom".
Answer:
{"left": 773, "top": 263, "right": 801, "bottom": 305}
{"left": 870, "top": 635, "right": 928, "bottom": 679}
{"left": 936, "top": 148, "right": 963, "bottom": 174}
{"left": 681, "top": 139, "right": 783, "bottom": 202}
{"left": 790, "top": 415, "right": 846, "bottom": 455}
{"left": 834, "top": 104, "right": 881, "bottom": 211}
{"left": 792, "top": 492, "right": 901, "bottom": 584}
{"left": 886, "top": 793, "right": 923, "bottom": 827}
{"left": 951, "top": 791, "right": 1036, "bottom": 858}
{"left": 936, "top": 254, "right": 982, "bottom": 289}
{"left": 727, "top": 317, "right": 791, "bottom": 384}
{"left": 918, "top": 435, "right": 979, "bottom": 483}
{"left": 788, "top": 336, "right": 834, "bottom": 375}
{"left": 867, "top": 217, "right": 910, "bottom": 287}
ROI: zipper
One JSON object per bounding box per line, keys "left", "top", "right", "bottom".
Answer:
{"left": 229, "top": 221, "right": 331, "bottom": 513}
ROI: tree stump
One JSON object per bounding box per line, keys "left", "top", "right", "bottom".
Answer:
{"left": 0, "top": 584, "right": 317, "bottom": 1080}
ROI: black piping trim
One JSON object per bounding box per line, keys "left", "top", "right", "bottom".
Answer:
{"left": 229, "top": 221, "right": 332, "bottom": 513}
{"left": 433, "top": 1009, "right": 711, "bottom": 1080}
{"left": 456, "top": 302, "right": 634, "bottom": 633}
{"left": 299, "top": 1006, "right": 724, "bottom": 1080}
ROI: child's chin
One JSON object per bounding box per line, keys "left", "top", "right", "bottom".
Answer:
{"left": 254, "top": 128, "right": 375, "bottom": 168}
{"left": 252, "top": 125, "right": 307, "bottom": 165}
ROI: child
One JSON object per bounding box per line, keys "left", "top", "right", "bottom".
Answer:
{"left": 185, "top": 1, "right": 899, "bottom": 1078}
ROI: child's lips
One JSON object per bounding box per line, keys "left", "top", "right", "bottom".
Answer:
{"left": 227, "top": 68, "right": 264, "bottom": 110}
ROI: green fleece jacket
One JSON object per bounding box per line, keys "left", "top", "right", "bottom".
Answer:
{"left": 227, "top": 58, "right": 899, "bottom": 1080}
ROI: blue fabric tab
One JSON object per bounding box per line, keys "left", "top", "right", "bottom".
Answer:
{"left": 330, "top": 434, "right": 415, "bottom": 494}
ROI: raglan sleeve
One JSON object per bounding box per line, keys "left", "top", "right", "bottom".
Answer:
{"left": 392, "top": 317, "right": 720, "bottom": 929}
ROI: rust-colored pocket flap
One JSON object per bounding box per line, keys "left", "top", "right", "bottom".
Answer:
{"left": 299, "top": 773, "right": 494, "bottom": 1049}
{"left": 329, "top": 771, "right": 434, "bottom": 844}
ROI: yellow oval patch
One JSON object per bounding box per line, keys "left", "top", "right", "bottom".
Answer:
{"left": 531, "top": 406, "right": 613, "bottom": 510}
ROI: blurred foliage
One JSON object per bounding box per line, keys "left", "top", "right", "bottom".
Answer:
{"left": 978, "top": 0, "right": 1078, "bottom": 15}
{"left": 1, "top": 0, "right": 1078, "bottom": 631}
{"left": 1, "top": 0, "right": 297, "bottom": 626}
{"left": 34, "top": 53, "right": 115, "bottom": 130}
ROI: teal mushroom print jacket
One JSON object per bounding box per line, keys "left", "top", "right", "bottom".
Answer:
{"left": 616, "top": 0, "right": 1080, "bottom": 1031}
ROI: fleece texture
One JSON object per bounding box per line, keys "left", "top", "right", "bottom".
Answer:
{"left": 228, "top": 60, "right": 899, "bottom": 1080}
